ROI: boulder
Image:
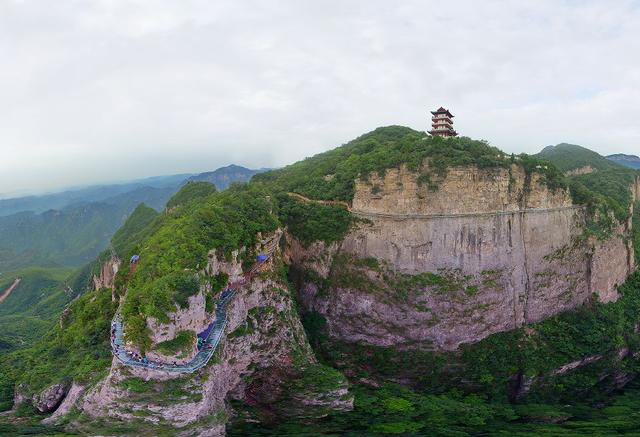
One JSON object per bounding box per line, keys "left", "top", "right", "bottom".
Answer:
{"left": 32, "top": 381, "right": 71, "bottom": 413}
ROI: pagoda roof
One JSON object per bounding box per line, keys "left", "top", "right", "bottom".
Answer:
{"left": 430, "top": 107, "right": 454, "bottom": 117}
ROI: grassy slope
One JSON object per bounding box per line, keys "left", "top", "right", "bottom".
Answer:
{"left": 0, "top": 267, "right": 73, "bottom": 351}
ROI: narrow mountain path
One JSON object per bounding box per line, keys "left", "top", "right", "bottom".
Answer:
{"left": 111, "top": 243, "right": 277, "bottom": 373}
{"left": 286, "top": 192, "right": 351, "bottom": 210}
{"left": 286, "top": 191, "right": 583, "bottom": 220}
{"left": 0, "top": 278, "right": 21, "bottom": 304}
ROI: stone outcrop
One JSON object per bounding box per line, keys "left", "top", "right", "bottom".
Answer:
{"left": 32, "top": 381, "right": 71, "bottom": 413}
{"left": 92, "top": 255, "right": 121, "bottom": 301}
{"left": 293, "top": 162, "right": 635, "bottom": 351}
{"left": 42, "top": 383, "right": 84, "bottom": 424}
{"left": 565, "top": 165, "right": 596, "bottom": 176}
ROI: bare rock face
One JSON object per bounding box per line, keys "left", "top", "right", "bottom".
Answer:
{"left": 207, "top": 248, "right": 244, "bottom": 283}
{"left": 352, "top": 163, "right": 572, "bottom": 216}
{"left": 565, "top": 165, "right": 596, "bottom": 176}
{"left": 145, "top": 290, "right": 207, "bottom": 364}
{"left": 42, "top": 383, "right": 85, "bottom": 424}
{"left": 93, "top": 256, "right": 121, "bottom": 291}
{"left": 32, "top": 381, "right": 71, "bottom": 413}
{"left": 293, "top": 163, "right": 635, "bottom": 351}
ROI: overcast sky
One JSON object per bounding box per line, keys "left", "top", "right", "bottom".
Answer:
{"left": 1, "top": 0, "right": 639, "bottom": 196}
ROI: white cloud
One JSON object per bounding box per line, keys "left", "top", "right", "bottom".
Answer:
{"left": 1, "top": 0, "right": 639, "bottom": 195}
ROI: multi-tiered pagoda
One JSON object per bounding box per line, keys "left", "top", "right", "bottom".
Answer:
{"left": 429, "top": 107, "right": 458, "bottom": 137}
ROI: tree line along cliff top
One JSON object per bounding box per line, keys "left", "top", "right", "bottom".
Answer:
{"left": 254, "top": 126, "right": 568, "bottom": 202}
{"left": 254, "top": 125, "right": 637, "bottom": 220}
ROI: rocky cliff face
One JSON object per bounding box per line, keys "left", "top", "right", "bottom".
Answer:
{"left": 292, "top": 163, "right": 635, "bottom": 351}
{"left": 57, "top": 232, "right": 351, "bottom": 435}
{"left": 92, "top": 255, "right": 121, "bottom": 301}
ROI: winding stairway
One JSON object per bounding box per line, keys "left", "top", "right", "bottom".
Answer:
{"left": 110, "top": 242, "right": 277, "bottom": 373}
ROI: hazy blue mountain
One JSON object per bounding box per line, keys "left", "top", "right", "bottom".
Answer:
{"left": 0, "top": 173, "right": 192, "bottom": 217}
{"left": 0, "top": 186, "right": 176, "bottom": 271}
{"left": 188, "top": 164, "right": 268, "bottom": 190}
{"left": 607, "top": 153, "right": 640, "bottom": 169}
{"left": 0, "top": 165, "right": 265, "bottom": 272}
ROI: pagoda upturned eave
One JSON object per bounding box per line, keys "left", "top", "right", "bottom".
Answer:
{"left": 430, "top": 107, "right": 454, "bottom": 117}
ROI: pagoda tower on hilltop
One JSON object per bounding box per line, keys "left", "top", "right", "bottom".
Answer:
{"left": 429, "top": 107, "right": 458, "bottom": 138}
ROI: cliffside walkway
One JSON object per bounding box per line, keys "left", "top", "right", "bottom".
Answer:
{"left": 287, "top": 192, "right": 351, "bottom": 210}
{"left": 110, "top": 247, "right": 275, "bottom": 373}
{"left": 286, "top": 192, "right": 584, "bottom": 220}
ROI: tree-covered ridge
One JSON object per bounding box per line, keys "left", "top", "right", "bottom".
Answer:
{"left": 607, "top": 153, "right": 640, "bottom": 169}
{"left": 569, "top": 168, "right": 639, "bottom": 223}
{"left": 0, "top": 267, "right": 73, "bottom": 352}
{"left": 111, "top": 203, "right": 160, "bottom": 258}
{"left": 535, "top": 142, "right": 639, "bottom": 223}
{"left": 165, "top": 181, "right": 217, "bottom": 210}
{"left": 537, "top": 143, "right": 624, "bottom": 172}
{"left": 254, "top": 126, "right": 565, "bottom": 202}
{"left": 119, "top": 184, "right": 280, "bottom": 351}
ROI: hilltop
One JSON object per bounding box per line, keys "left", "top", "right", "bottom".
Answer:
{"left": 536, "top": 143, "right": 639, "bottom": 223}
{"left": 254, "top": 126, "right": 564, "bottom": 202}
{"left": 536, "top": 143, "right": 623, "bottom": 172}
{"left": 188, "top": 164, "right": 267, "bottom": 190}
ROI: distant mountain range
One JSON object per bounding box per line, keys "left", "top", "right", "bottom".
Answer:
{"left": 0, "top": 173, "right": 192, "bottom": 217}
{"left": 607, "top": 153, "right": 640, "bottom": 169}
{"left": 0, "top": 165, "right": 265, "bottom": 272}
{"left": 188, "top": 164, "right": 269, "bottom": 190}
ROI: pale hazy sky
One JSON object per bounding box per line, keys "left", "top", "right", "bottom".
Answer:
{"left": 1, "top": 0, "right": 639, "bottom": 196}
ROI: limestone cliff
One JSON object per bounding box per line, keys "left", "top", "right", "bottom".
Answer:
{"left": 292, "top": 162, "right": 635, "bottom": 351}
{"left": 92, "top": 255, "right": 121, "bottom": 301}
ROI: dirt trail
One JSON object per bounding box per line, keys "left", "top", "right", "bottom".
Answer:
{"left": 287, "top": 192, "right": 351, "bottom": 210}
{"left": 0, "top": 278, "right": 21, "bottom": 304}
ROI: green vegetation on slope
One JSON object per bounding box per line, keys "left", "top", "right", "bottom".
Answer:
{"left": 154, "top": 330, "right": 196, "bottom": 358}
{"left": 111, "top": 203, "right": 160, "bottom": 258}
{"left": 254, "top": 126, "right": 565, "bottom": 202}
{"left": 0, "top": 267, "right": 73, "bottom": 351}
{"left": 119, "top": 184, "right": 279, "bottom": 351}
{"left": 0, "top": 187, "right": 174, "bottom": 272}
{"left": 0, "top": 286, "right": 117, "bottom": 411}
{"left": 537, "top": 143, "right": 639, "bottom": 223}
{"left": 229, "top": 379, "right": 640, "bottom": 436}
{"left": 165, "top": 181, "right": 217, "bottom": 210}
{"left": 569, "top": 168, "right": 638, "bottom": 223}
{"left": 276, "top": 193, "right": 353, "bottom": 246}
{"left": 537, "top": 143, "right": 623, "bottom": 172}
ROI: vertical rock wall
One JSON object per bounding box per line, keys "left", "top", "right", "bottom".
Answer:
{"left": 295, "top": 163, "right": 635, "bottom": 351}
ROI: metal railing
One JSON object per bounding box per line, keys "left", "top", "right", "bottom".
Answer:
{"left": 110, "top": 243, "right": 277, "bottom": 374}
